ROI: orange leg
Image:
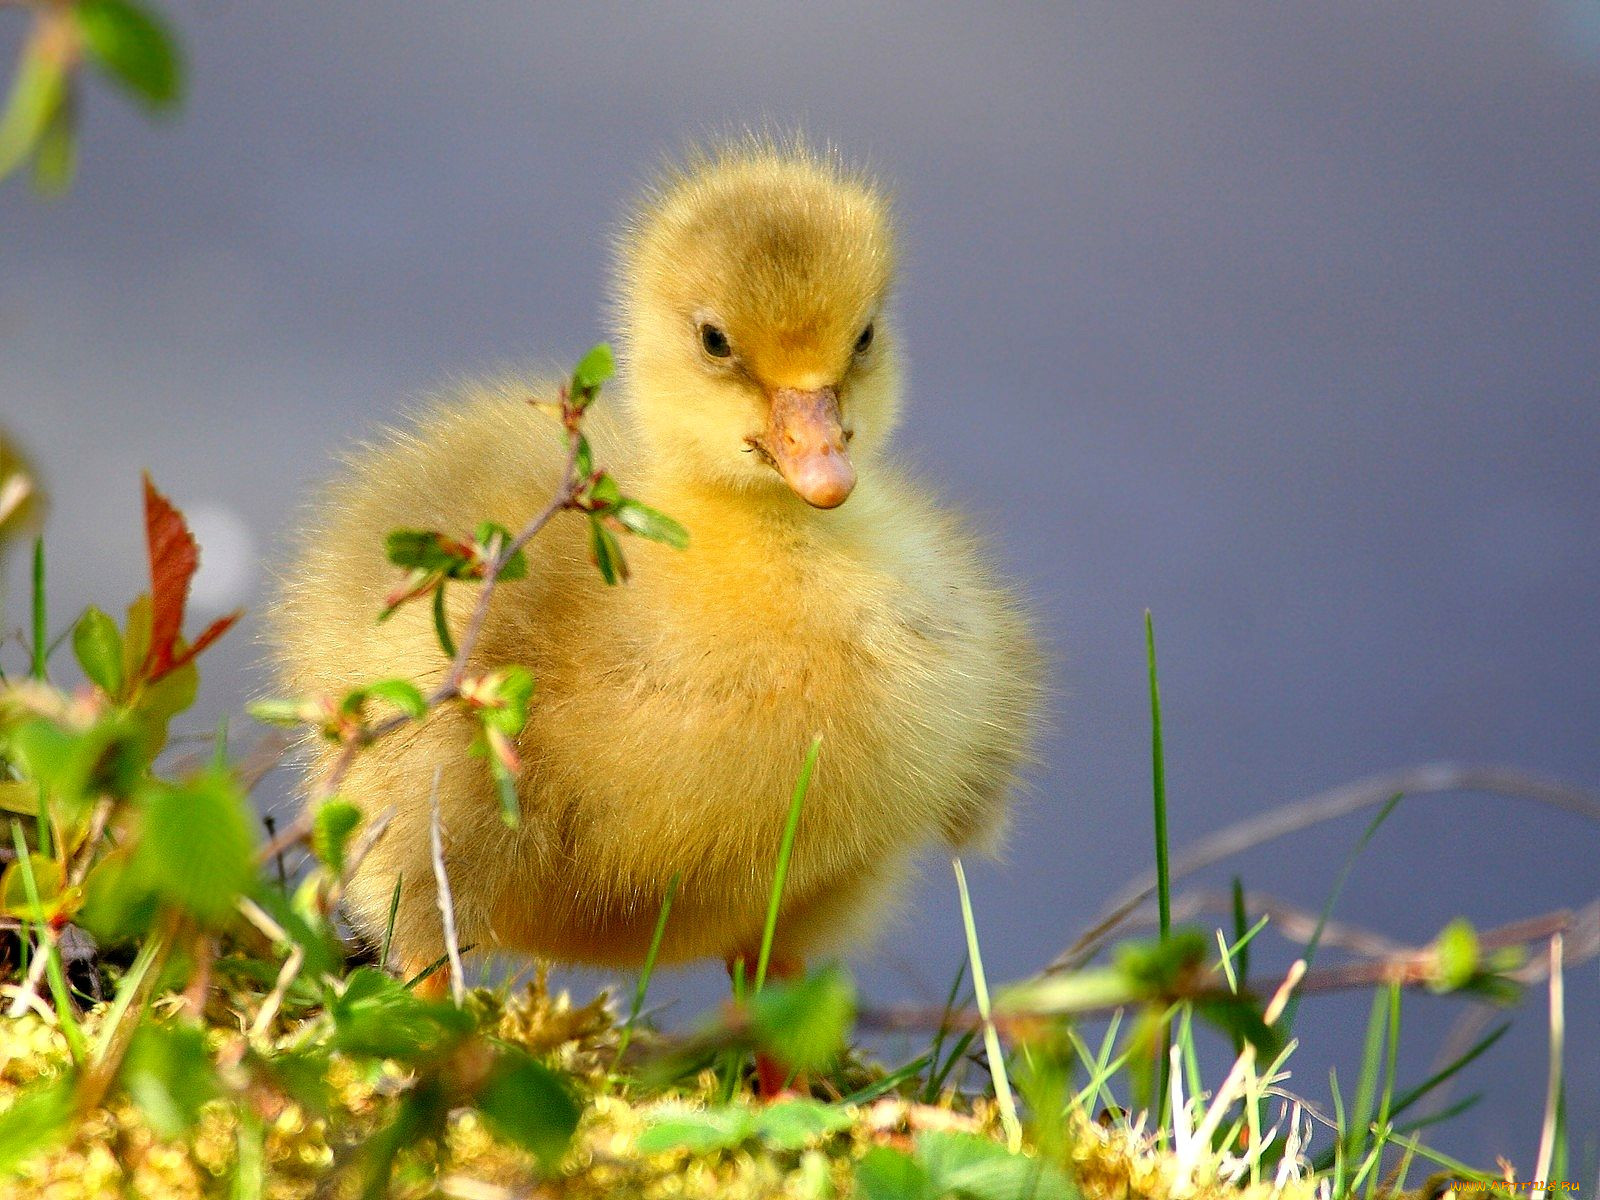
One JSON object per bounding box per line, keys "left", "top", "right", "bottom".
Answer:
{"left": 404, "top": 955, "right": 453, "bottom": 1001}
{"left": 726, "top": 952, "right": 806, "bottom": 1098}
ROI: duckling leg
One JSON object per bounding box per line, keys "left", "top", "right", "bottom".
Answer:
{"left": 725, "top": 952, "right": 805, "bottom": 1097}
{"left": 405, "top": 958, "right": 453, "bottom": 1001}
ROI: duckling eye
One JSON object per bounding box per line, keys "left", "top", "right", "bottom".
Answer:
{"left": 699, "top": 323, "right": 732, "bottom": 359}
{"left": 854, "top": 323, "right": 875, "bottom": 354}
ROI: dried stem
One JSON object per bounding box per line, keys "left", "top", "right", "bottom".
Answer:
{"left": 429, "top": 766, "right": 466, "bottom": 1006}
{"left": 848, "top": 901, "right": 1600, "bottom": 1040}
{"left": 1054, "top": 763, "right": 1600, "bottom": 971}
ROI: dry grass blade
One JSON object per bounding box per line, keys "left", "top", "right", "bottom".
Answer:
{"left": 1532, "top": 932, "right": 1564, "bottom": 1198}
{"left": 430, "top": 765, "right": 466, "bottom": 1006}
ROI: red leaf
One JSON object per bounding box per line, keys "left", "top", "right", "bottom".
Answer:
{"left": 168, "top": 610, "right": 243, "bottom": 674}
{"left": 140, "top": 474, "right": 235, "bottom": 681}
{"left": 142, "top": 474, "right": 199, "bottom": 681}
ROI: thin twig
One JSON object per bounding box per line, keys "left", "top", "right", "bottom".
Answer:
{"left": 1122, "top": 888, "right": 1410, "bottom": 961}
{"left": 429, "top": 767, "right": 466, "bottom": 1006}
{"left": 256, "top": 431, "right": 583, "bottom": 867}
{"left": 1054, "top": 763, "right": 1600, "bottom": 971}
{"left": 847, "top": 902, "right": 1600, "bottom": 1039}
{"left": 239, "top": 897, "right": 305, "bottom": 1044}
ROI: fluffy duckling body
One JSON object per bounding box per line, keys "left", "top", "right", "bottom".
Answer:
{"left": 270, "top": 142, "right": 1043, "bottom": 983}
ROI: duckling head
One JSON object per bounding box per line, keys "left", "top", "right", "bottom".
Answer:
{"left": 615, "top": 141, "right": 899, "bottom": 510}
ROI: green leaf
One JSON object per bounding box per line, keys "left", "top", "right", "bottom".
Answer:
{"left": 613, "top": 498, "right": 689, "bottom": 549}
{"left": 30, "top": 83, "right": 76, "bottom": 196}
{"left": 1194, "top": 995, "right": 1282, "bottom": 1058}
{"left": 384, "top": 530, "right": 473, "bottom": 575}
{"left": 72, "top": 606, "right": 124, "bottom": 696}
{"left": 916, "top": 1130, "right": 1079, "bottom": 1200}
{"left": 134, "top": 659, "right": 199, "bottom": 754}
{"left": 122, "top": 593, "right": 152, "bottom": 686}
{"left": 473, "top": 1049, "right": 580, "bottom": 1168}
{"left": 311, "top": 800, "right": 362, "bottom": 875}
{"left": 749, "top": 965, "right": 855, "bottom": 1073}
{"left": 0, "top": 780, "right": 41, "bottom": 817}
{"left": 0, "top": 29, "right": 67, "bottom": 182}
{"left": 636, "top": 1106, "right": 756, "bottom": 1155}
{"left": 327, "top": 967, "right": 472, "bottom": 1061}
{"left": 588, "top": 517, "right": 625, "bottom": 585}
{"left": 365, "top": 679, "right": 428, "bottom": 720}
{"left": 74, "top": 0, "right": 183, "bottom": 110}
{"left": 1111, "top": 926, "right": 1208, "bottom": 992}
{"left": 132, "top": 769, "right": 255, "bottom": 925}
{"left": 1430, "top": 918, "right": 1480, "bottom": 993}
{"left": 473, "top": 521, "right": 527, "bottom": 581}
{"left": 1, "top": 851, "right": 69, "bottom": 922}
{"left": 77, "top": 845, "right": 159, "bottom": 942}
{"left": 856, "top": 1145, "right": 934, "bottom": 1200}
{"left": 570, "top": 343, "right": 615, "bottom": 399}
{"left": 246, "top": 697, "right": 309, "bottom": 726}
{"left": 6, "top": 712, "right": 148, "bottom": 808}
{"left": 120, "top": 1023, "right": 220, "bottom": 1139}
{"left": 0, "top": 1074, "right": 75, "bottom": 1174}
{"left": 587, "top": 473, "right": 623, "bottom": 508}
{"left": 995, "top": 966, "right": 1136, "bottom": 1016}
{"left": 751, "top": 1099, "right": 854, "bottom": 1150}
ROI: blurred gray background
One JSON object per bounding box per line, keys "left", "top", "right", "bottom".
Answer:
{"left": 4, "top": 0, "right": 1597, "bottom": 1166}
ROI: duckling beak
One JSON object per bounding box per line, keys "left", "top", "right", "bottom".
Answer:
{"left": 764, "top": 386, "right": 857, "bottom": 509}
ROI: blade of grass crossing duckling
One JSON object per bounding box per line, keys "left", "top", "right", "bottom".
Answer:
{"left": 380, "top": 875, "right": 402, "bottom": 971}
{"left": 756, "top": 734, "right": 822, "bottom": 993}
{"left": 614, "top": 872, "right": 679, "bottom": 1074}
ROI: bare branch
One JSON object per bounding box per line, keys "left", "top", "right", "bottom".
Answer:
{"left": 849, "top": 901, "right": 1600, "bottom": 1038}
{"left": 1053, "top": 763, "right": 1600, "bottom": 971}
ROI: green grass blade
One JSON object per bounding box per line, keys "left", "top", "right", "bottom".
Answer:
{"left": 31, "top": 537, "right": 46, "bottom": 680}
{"left": 1280, "top": 791, "right": 1403, "bottom": 1032}
{"left": 1366, "top": 982, "right": 1401, "bottom": 1199}
{"left": 755, "top": 734, "right": 821, "bottom": 993}
{"left": 1394, "top": 1093, "right": 1481, "bottom": 1138}
{"left": 1347, "top": 985, "right": 1390, "bottom": 1177}
{"left": 1231, "top": 876, "right": 1249, "bottom": 986}
{"left": 1145, "top": 611, "right": 1171, "bottom": 938}
{"left": 380, "top": 874, "right": 403, "bottom": 969}
{"left": 919, "top": 959, "right": 967, "bottom": 1103}
{"left": 9, "top": 821, "right": 86, "bottom": 1064}
{"left": 840, "top": 1054, "right": 932, "bottom": 1106}
{"left": 1387, "top": 1021, "right": 1508, "bottom": 1122}
{"left": 953, "top": 855, "right": 1022, "bottom": 1152}
{"left": 1329, "top": 1067, "right": 1348, "bottom": 1200}
{"left": 926, "top": 1027, "right": 979, "bottom": 1099}
{"left": 93, "top": 929, "right": 163, "bottom": 1062}
{"left": 613, "top": 872, "right": 678, "bottom": 1073}
{"left": 1144, "top": 611, "right": 1173, "bottom": 1123}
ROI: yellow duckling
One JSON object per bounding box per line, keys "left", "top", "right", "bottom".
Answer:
{"left": 269, "top": 139, "right": 1044, "bottom": 998}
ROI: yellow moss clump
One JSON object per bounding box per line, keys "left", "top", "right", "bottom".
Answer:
{"left": 0, "top": 981, "right": 1328, "bottom": 1200}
